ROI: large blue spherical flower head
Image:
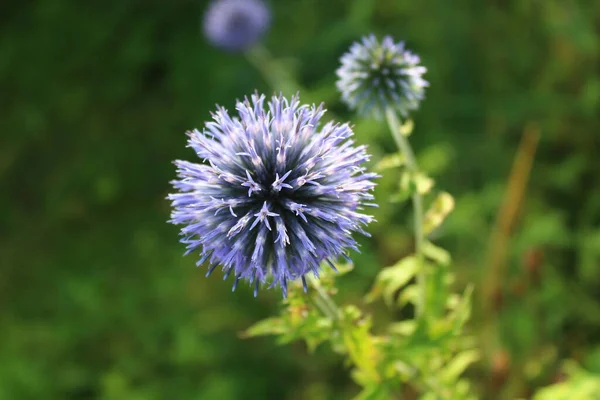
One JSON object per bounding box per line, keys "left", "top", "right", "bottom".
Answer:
{"left": 336, "top": 35, "right": 428, "bottom": 119}
{"left": 169, "top": 93, "right": 377, "bottom": 297}
{"left": 203, "top": 0, "right": 270, "bottom": 52}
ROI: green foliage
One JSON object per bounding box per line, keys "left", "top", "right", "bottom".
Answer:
{"left": 423, "top": 192, "right": 455, "bottom": 235}
{"left": 244, "top": 265, "right": 392, "bottom": 398}
{"left": 374, "top": 153, "right": 406, "bottom": 172}
{"left": 2, "top": 0, "right": 599, "bottom": 399}
{"left": 529, "top": 362, "right": 600, "bottom": 400}
{"left": 366, "top": 255, "right": 420, "bottom": 307}
{"left": 246, "top": 109, "right": 479, "bottom": 399}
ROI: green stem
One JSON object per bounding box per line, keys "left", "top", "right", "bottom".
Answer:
{"left": 385, "top": 107, "right": 426, "bottom": 318}
{"left": 313, "top": 281, "right": 340, "bottom": 320}
{"left": 245, "top": 45, "right": 340, "bottom": 120}
{"left": 245, "top": 44, "right": 298, "bottom": 96}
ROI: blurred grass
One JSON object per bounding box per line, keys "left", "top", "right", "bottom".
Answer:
{"left": 1, "top": 0, "right": 599, "bottom": 399}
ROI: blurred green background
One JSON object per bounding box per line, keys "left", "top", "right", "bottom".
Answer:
{"left": 1, "top": 0, "right": 599, "bottom": 399}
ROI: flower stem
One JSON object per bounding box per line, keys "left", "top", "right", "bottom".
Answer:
{"left": 245, "top": 44, "right": 298, "bottom": 96}
{"left": 385, "top": 107, "right": 426, "bottom": 318}
{"left": 314, "top": 283, "right": 341, "bottom": 320}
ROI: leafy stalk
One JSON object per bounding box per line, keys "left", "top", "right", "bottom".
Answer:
{"left": 385, "top": 107, "right": 426, "bottom": 318}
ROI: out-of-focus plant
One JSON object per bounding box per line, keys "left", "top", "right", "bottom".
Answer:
{"left": 203, "top": 0, "right": 270, "bottom": 53}
{"left": 527, "top": 361, "right": 600, "bottom": 400}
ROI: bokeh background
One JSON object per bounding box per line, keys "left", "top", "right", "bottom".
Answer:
{"left": 1, "top": 0, "right": 599, "bottom": 399}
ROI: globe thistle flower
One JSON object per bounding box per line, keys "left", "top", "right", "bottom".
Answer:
{"left": 203, "top": 0, "right": 270, "bottom": 52}
{"left": 336, "top": 34, "right": 428, "bottom": 119}
{"left": 168, "top": 93, "right": 377, "bottom": 297}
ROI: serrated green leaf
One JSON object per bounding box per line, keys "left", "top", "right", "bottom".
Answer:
{"left": 352, "top": 383, "right": 392, "bottom": 400}
{"left": 388, "top": 320, "right": 417, "bottom": 336}
{"left": 440, "top": 350, "right": 480, "bottom": 383}
{"left": 279, "top": 309, "right": 333, "bottom": 353}
{"left": 401, "top": 170, "right": 434, "bottom": 196}
{"left": 389, "top": 188, "right": 412, "bottom": 204}
{"left": 423, "top": 192, "right": 455, "bottom": 235}
{"left": 342, "top": 304, "right": 363, "bottom": 320}
{"left": 299, "top": 316, "right": 334, "bottom": 353}
{"left": 341, "top": 307, "right": 381, "bottom": 385}
{"left": 532, "top": 361, "right": 600, "bottom": 400}
{"left": 389, "top": 172, "right": 412, "bottom": 203}
{"left": 422, "top": 241, "right": 452, "bottom": 266}
{"left": 450, "top": 285, "right": 474, "bottom": 332}
{"left": 365, "top": 256, "right": 419, "bottom": 307}
{"left": 309, "top": 261, "right": 353, "bottom": 293}
{"left": 374, "top": 153, "right": 405, "bottom": 172}
{"left": 241, "top": 317, "right": 287, "bottom": 338}
{"left": 394, "top": 361, "right": 417, "bottom": 380}
{"left": 391, "top": 170, "right": 435, "bottom": 203}
{"left": 397, "top": 284, "right": 419, "bottom": 308}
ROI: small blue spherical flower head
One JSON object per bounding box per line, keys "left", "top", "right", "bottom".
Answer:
{"left": 336, "top": 34, "right": 428, "bottom": 119}
{"left": 203, "top": 0, "right": 270, "bottom": 52}
{"left": 169, "top": 93, "right": 377, "bottom": 297}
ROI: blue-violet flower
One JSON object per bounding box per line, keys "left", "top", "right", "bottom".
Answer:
{"left": 203, "top": 0, "right": 270, "bottom": 52}
{"left": 169, "top": 93, "right": 377, "bottom": 297}
{"left": 336, "top": 34, "right": 428, "bottom": 119}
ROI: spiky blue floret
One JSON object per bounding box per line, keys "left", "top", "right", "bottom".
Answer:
{"left": 169, "top": 93, "right": 377, "bottom": 297}
{"left": 203, "top": 0, "right": 270, "bottom": 52}
{"left": 336, "top": 34, "right": 428, "bottom": 119}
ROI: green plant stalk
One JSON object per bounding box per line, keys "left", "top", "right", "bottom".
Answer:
{"left": 385, "top": 107, "right": 426, "bottom": 318}
{"left": 313, "top": 283, "right": 340, "bottom": 321}
{"left": 245, "top": 44, "right": 298, "bottom": 96}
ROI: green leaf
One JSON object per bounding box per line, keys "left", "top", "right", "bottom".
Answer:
{"left": 389, "top": 187, "right": 412, "bottom": 204}
{"left": 341, "top": 307, "right": 381, "bottom": 385}
{"left": 309, "top": 261, "right": 353, "bottom": 293}
{"left": 352, "top": 383, "right": 393, "bottom": 400}
{"left": 279, "top": 308, "right": 333, "bottom": 353}
{"left": 397, "top": 284, "right": 419, "bottom": 308}
{"left": 241, "top": 317, "right": 287, "bottom": 338}
{"left": 388, "top": 320, "right": 417, "bottom": 336}
{"left": 399, "top": 118, "right": 414, "bottom": 137}
{"left": 365, "top": 256, "right": 420, "bottom": 307}
{"left": 403, "top": 170, "right": 434, "bottom": 195}
{"left": 440, "top": 350, "right": 480, "bottom": 384}
{"left": 293, "top": 315, "right": 333, "bottom": 353}
{"left": 391, "top": 170, "right": 435, "bottom": 203}
{"left": 450, "top": 285, "right": 474, "bottom": 333}
{"left": 374, "top": 153, "right": 405, "bottom": 172}
{"left": 422, "top": 241, "right": 452, "bottom": 267}
{"left": 389, "top": 172, "right": 412, "bottom": 203}
{"left": 423, "top": 192, "right": 455, "bottom": 235}
{"left": 532, "top": 361, "right": 600, "bottom": 400}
